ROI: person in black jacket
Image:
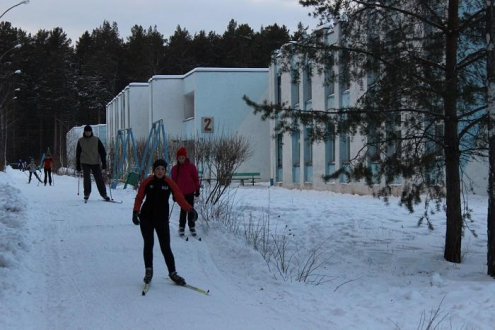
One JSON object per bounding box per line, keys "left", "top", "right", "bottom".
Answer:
{"left": 132, "top": 159, "right": 198, "bottom": 285}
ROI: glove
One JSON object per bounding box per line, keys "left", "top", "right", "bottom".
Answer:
{"left": 189, "top": 208, "right": 198, "bottom": 222}
{"left": 132, "top": 211, "right": 140, "bottom": 225}
{"left": 194, "top": 189, "right": 200, "bottom": 197}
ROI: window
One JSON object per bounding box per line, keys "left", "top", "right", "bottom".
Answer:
{"left": 325, "top": 124, "right": 335, "bottom": 164}
{"left": 339, "top": 49, "right": 351, "bottom": 92}
{"left": 277, "top": 75, "right": 282, "bottom": 105}
{"left": 276, "top": 133, "right": 283, "bottom": 168}
{"left": 304, "top": 69, "right": 312, "bottom": 102}
{"left": 291, "top": 79, "right": 300, "bottom": 107}
{"left": 325, "top": 68, "right": 335, "bottom": 96}
{"left": 304, "top": 126, "right": 313, "bottom": 166}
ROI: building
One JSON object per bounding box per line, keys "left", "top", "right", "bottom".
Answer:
{"left": 268, "top": 24, "right": 488, "bottom": 196}
{"left": 106, "top": 67, "right": 270, "bottom": 181}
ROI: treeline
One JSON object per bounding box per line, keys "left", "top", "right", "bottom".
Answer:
{"left": 0, "top": 19, "right": 298, "bottom": 167}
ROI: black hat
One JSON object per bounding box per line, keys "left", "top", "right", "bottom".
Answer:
{"left": 153, "top": 159, "right": 167, "bottom": 170}
{"left": 84, "top": 125, "right": 93, "bottom": 132}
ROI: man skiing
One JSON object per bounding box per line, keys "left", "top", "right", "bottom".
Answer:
{"left": 132, "top": 159, "right": 198, "bottom": 287}
{"left": 75, "top": 125, "right": 110, "bottom": 201}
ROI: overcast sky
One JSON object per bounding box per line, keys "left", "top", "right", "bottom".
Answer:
{"left": 4, "top": 0, "right": 317, "bottom": 44}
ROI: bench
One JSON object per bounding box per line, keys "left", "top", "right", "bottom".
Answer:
{"left": 231, "top": 172, "right": 261, "bottom": 186}
{"left": 198, "top": 171, "right": 261, "bottom": 186}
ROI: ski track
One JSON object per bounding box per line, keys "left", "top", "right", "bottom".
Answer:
{"left": 7, "top": 170, "right": 308, "bottom": 330}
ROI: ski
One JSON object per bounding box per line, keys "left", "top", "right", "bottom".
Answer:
{"left": 180, "top": 235, "right": 189, "bottom": 241}
{"left": 167, "top": 278, "right": 209, "bottom": 295}
{"left": 84, "top": 199, "right": 88, "bottom": 203}
{"left": 101, "top": 199, "right": 123, "bottom": 204}
{"left": 142, "top": 283, "right": 150, "bottom": 296}
{"left": 190, "top": 235, "right": 202, "bottom": 241}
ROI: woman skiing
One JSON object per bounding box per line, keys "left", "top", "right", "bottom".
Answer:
{"left": 132, "top": 159, "right": 198, "bottom": 286}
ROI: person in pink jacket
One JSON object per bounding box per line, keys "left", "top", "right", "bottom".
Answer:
{"left": 171, "top": 147, "right": 201, "bottom": 237}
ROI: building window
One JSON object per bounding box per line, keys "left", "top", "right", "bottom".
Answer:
{"left": 304, "top": 126, "right": 313, "bottom": 166}
{"left": 339, "top": 49, "right": 351, "bottom": 92}
{"left": 325, "top": 124, "right": 336, "bottom": 173}
{"left": 304, "top": 69, "right": 312, "bottom": 102}
{"left": 277, "top": 133, "right": 283, "bottom": 168}
{"left": 291, "top": 80, "right": 300, "bottom": 108}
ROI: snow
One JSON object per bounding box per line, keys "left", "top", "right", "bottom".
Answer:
{"left": 0, "top": 167, "right": 493, "bottom": 330}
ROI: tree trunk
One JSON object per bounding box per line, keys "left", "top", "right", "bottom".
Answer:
{"left": 53, "top": 115, "right": 58, "bottom": 158}
{"left": 487, "top": 0, "right": 495, "bottom": 277}
{"left": 443, "top": 0, "right": 463, "bottom": 263}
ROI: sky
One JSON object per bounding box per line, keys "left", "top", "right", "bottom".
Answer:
{"left": 4, "top": 0, "right": 317, "bottom": 44}
{"left": 1, "top": 166, "right": 493, "bottom": 330}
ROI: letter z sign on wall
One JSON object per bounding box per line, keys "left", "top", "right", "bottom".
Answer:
{"left": 202, "top": 117, "right": 214, "bottom": 133}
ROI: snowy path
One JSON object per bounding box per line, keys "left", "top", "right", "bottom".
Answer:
{"left": 4, "top": 170, "right": 309, "bottom": 330}
{"left": 2, "top": 168, "right": 494, "bottom": 330}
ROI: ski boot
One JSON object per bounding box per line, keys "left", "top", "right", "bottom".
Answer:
{"left": 143, "top": 267, "right": 153, "bottom": 284}
{"left": 169, "top": 271, "right": 186, "bottom": 285}
{"left": 178, "top": 227, "right": 185, "bottom": 237}
{"left": 190, "top": 227, "right": 197, "bottom": 237}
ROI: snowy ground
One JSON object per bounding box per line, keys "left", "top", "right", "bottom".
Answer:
{"left": 0, "top": 167, "right": 493, "bottom": 330}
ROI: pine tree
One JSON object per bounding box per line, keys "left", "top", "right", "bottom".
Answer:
{"left": 487, "top": 0, "right": 495, "bottom": 277}
{"left": 246, "top": 0, "right": 486, "bottom": 263}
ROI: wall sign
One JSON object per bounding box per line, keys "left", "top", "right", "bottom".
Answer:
{"left": 202, "top": 117, "right": 214, "bottom": 133}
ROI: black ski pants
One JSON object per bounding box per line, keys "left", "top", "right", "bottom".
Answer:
{"left": 81, "top": 164, "right": 107, "bottom": 198}
{"left": 179, "top": 193, "right": 195, "bottom": 229}
{"left": 44, "top": 168, "right": 52, "bottom": 185}
{"left": 140, "top": 219, "right": 176, "bottom": 274}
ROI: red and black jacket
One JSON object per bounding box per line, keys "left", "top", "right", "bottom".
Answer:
{"left": 133, "top": 175, "right": 192, "bottom": 223}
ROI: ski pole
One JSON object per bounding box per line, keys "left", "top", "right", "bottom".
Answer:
{"left": 107, "top": 170, "right": 113, "bottom": 200}
{"left": 169, "top": 201, "right": 175, "bottom": 219}
{"left": 77, "top": 171, "right": 80, "bottom": 195}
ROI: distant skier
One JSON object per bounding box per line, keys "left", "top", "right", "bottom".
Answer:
{"left": 171, "top": 147, "right": 200, "bottom": 237}
{"left": 132, "top": 159, "right": 198, "bottom": 286}
{"left": 43, "top": 153, "right": 53, "bottom": 186}
{"left": 75, "top": 125, "right": 110, "bottom": 201}
{"left": 17, "top": 159, "right": 23, "bottom": 171}
{"left": 27, "top": 158, "right": 42, "bottom": 184}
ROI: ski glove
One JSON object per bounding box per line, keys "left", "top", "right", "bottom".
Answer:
{"left": 189, "top": 208, "right": 198, "bottom": 222}
{"left": 132, "top": 211, "right": 140, "bottom": 225}
{"left": 194, "top": 189, "right": 200, "bottom": 197}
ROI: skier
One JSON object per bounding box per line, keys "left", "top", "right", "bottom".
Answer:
{"left": 171, "top": 147, "right": 200, "bottom": 237}
{"left": 75, "top": 125, "right": 110, "bottom": 201}
{"left": 42, "top": 153, "right": 53, "bottom": 186}
{"left": 17, "top": 159, "right": 23, "bottom": 171}
{"left": 27, "top": 158, "right": 42, "bottom": 184}
{"left": 132, "top": 159, "right": 198, "bottom": 286}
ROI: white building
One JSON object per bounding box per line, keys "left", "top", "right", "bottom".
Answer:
{"left": 107, "top": 67, "right": 270, "bottom": 181}
{"left": 269, "top": 24, "right": 489, "bottom": 196}
{"left": 269, "top": 26, "right": 374, "bottom": 194}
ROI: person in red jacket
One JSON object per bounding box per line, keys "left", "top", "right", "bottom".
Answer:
{"left": 171, "top": 147, "right": 200, "bottom": 237}
{"left": 132, "top": 159, "right": 198, "bottom": 286}
{"left": 42, "top": 154, "right": 53, "bottom": 186}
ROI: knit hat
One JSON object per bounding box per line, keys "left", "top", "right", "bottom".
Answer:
{"left": 84, "top": 125, "right": 93, "bottom": 132}
{"left": 177, "top": 147, "right": 187, "bottom": 159}
{"left": 153, "top": 159, "right": 167, "bottom": 170}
